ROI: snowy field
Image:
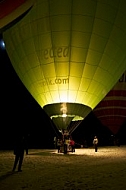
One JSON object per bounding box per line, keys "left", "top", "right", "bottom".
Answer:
{"left": 0, "top": 146, "right": 126, "bottom": 190}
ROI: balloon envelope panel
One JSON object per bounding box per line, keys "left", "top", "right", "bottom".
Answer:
{"left": 2, "top": 0, "right": 126, "bottom": 130}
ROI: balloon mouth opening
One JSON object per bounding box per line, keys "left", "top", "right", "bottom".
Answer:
{"left": 43, "top": 102, "right": 92, "bottom": 132}
{"left": 43, "top": 102, "right": 92, "bottom": 119}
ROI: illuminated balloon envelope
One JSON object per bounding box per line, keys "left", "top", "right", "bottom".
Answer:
{"left": 2, "top": 0, "right": 126, "bottom": 132}
{"left": 93, "top": 71, "right": 126, "bottom": 135}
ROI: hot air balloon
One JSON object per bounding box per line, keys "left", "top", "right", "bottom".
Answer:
{"left": 0, "top": 0, "right": 34, "bottom": 32}
{"left": 1, "top": 0, "right": 126, "bottom": 135}
{"left": 93, "top": 71, "right": 126, "bottom": 135}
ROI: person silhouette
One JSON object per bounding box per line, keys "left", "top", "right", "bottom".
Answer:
{"left": 12, "top": 135, "right": 25, "bottom": 172}
{"left": 70, "top": 138, "right": 75, "bottom": 152}
{"left": 93, "top": 136, "right": 98, "bottom": 152}
{"left": 57, "top": 139, "right": 61, "bottom": 153}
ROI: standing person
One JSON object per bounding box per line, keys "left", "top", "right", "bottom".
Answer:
{"left": 12, "top": 135, "right": 25, "bottom": 172}
{"left": 70, "top": 138, "right": 75, "bottom": 152}
{"left": 54, "top": 136, "right": 57, "bottom": 149}
{"left": 57, "top": 139, "right": 61, "bottom": 153}
{"left": 93, "top": 136, "right": 98, "bottom": 152}
{"left": 63, "top": 130, "right": 69, "bottom": 154}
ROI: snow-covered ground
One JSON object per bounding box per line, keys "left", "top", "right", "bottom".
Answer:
{"left": 0, "top": 146, "right": 126, "bottom": 190}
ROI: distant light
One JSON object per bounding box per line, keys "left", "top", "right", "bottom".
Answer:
{"left": 0, "top": 39, "right": 5, "bottom": 49}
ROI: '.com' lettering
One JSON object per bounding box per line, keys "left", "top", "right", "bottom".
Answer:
{"left": 41, "top": 78, "right": 69, "bottom": 86}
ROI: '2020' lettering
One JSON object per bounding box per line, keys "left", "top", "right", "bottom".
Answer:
{"left": 44, "top": 46, "right": 69, "bottom": 59}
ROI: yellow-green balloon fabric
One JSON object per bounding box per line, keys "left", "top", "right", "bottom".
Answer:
{"left": 3, "top": 0, "right": 126, "bottom": 130}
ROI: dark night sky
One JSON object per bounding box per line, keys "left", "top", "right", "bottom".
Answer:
{"left": 0, "top": 33, "right": 126, "bottom": 149}
{"left": 0, "top": 33, "right": 58, "bottom": 149}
